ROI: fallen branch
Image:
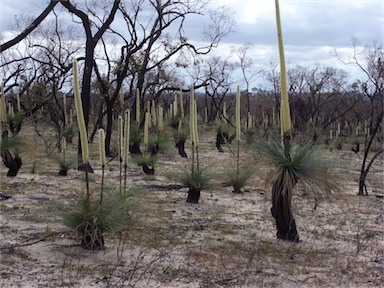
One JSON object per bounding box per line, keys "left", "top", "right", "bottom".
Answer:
{"left": 0, "top": 232, "right": 56, "bottom": 250}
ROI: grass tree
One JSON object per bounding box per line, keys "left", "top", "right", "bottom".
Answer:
{"left": 1, "top": 83, "right": 24, "bottom": 177}
{"left": 169, "top": 88, "right": 214, "bottom": 203}
{"left": 61, "top": 61, "right": 137, "bottom": 250}
{"left": 222, "top": 86, "right": 254, "bottom": 193}
{"left": 0, "top": 133, "right": 24, "bottom": 177}
{"left": 131, "top": 112, "right": 160, "bottom": 175}
{"left": 56, "top": 137, "right": 76, "bottom": 176}
{"left": 259, "top": 0, "right": 338, "bottom": 242}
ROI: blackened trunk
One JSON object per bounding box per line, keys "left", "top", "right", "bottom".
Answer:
{"left": 271, "top": 174, "right": 299, "bottom": 242}
{"left": 216, "top": 132, "right": 227, "bottom": 152}
{"left": 81, "top": 222, "right": 104, "bottom": 250}
{"left": 65, "top": 135, "right": 73, "bottom": 144}
{"left": 104, "top": 102, "right": 114, "bottom": 157}
{"left": 78, "top": 162, "right": 94, "bottom": 173}
{"left": 58, "top": 169, "right": 68, "bottom": 176}
{"left": 7, "top": 168, "right": 20, "bottom": 177}
{"left": 9, "top": 121, "right": 22, "bottom": 135}
{"left": 129, "top": 142, "right": 142, "bottom": 155}
{"left": 186, "top": 188, "right": 201, "bottom": 203}
{"left": 232, "top": 186, "right": 242, "bottom": 194}
{"left": 149, "top": 144, "right": 160, "bottom": 156}
{"left": 175, "top": 139, "right": 187, "bottom": 158}
{"left": 1, "top": 149, "right": 22, "bottom": 177}
{"left": 142, "top": 164, "right": 155, "bottom": 175}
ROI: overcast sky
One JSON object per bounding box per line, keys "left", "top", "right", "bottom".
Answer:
{"left": 1, "top": 0, "right": 383, "bottom": 87}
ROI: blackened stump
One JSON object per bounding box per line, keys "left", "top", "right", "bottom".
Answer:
{"left": 81, "top": 222, "right": 105, "bottom": 250}
{"left": 149, "top": 144, "right": 160, "bottom": 156}
{"left": 1, "top": 149, "right": 22, "bottom": 177}
{"left": 9, "top": 121, "right": 22, "bottom": 135}
{"left": 78, "top": 162, "right": 94, "bottom": 173}
{"left": 232, "top": 186, "right": 242, "bottom": 194}
{"left": 142, "top": 164, "right": 155, "bottom": 175}
{"left": 271, "top": 173, "right": 300, "bottom": 242}
{"left": 58, "top": 169, "right": 68, "bottom": 176}
{"left": 216, "top": 132, "right": 228, "bottom": 152}
{"left": 175, "top": 139, "right": 187, "bottom": 158}
{"left": 186, "top": 188, "right": 201, "bottom": 203}
{"left": 129, "top": 142, "right": 142, "bottom": 155}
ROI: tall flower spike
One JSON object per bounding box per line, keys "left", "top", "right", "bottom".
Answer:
{"left": 189, "top": 87, "right": 196, "bottom": 145}
{"left": 118, "top": 116, "right": 123, "bottom": 161}
{"left": 275, "top": 0, "right": 291, "bottom": 138}
{"left": 16, "top": 91, "right": 21, "bottom": 113}
{"left": 136, "top": 88, "right": 140, "bottom": 124}
{"left": 63, "top": 93, "right": 67, "bottom": 126}
{"left": 194, "top": 99, "right": 199, "bottom": 147}
{"left": 124, "top": 109, "right": 130, "bottom": 166}
{"left": 73, "top": 60, "right": 89, "bottom": 163}
{"left": 179, "top": 86, "right": 184, "bottom": 118}
{"left": 0, "top": 82, "right": 7, "bottom": 125}
{"left": 98, "top": 129, "right": 106, "bottom": 167}
{"left": 236, "top": 86, "right": 241, "bottom": 141}
{"left": 158, "top": 106, "right": 164, "bottom": 131}
{"left": 120, "top": 90, "right": 124, "bottom": 110}
{"left": 144, "top": 112, "right": 149, "bottom": 150}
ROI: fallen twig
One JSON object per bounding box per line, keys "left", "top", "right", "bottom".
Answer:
{"left": 0, "top": 232, "right": 56, "bottom": 250}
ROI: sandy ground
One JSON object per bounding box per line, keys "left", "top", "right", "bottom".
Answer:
{"left": 0, "top": 125, "right": 383, "bottom": 287}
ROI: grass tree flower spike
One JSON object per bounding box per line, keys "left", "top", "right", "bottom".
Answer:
{"left": 120, "top": 90, "right": 124, "bottom": 110}
{"left": 118, "top": 116, "right": 123, "bottom": 161}
{"left": 123, "top": 109, "right": 130, "bottom": 167}
{"left": 144, "top": 112, "right": 149, "bottom": 150}
{"left": 0, "top": 82, "right": 7, "bottom": 127}
{"left": 158, "top": 106, "right": 164, "bottom": 131}
{"left": 236, "top": 86, "right": 241, "bottom": 142}
{"left": 98, "top": 128, "right": 106, "bottom": 168}
{"left": 275, "top": 0, "right": 291, "bottom": 139}
{"left": 151, "top": 100, "right": 156, "bottom": 126}
{"left": 193, "top": 99, "right": 199, "bottom": 147}
{"left": 72, "top": 60, "right": 89, "bottom": 164}
{"left": 179, "top": 86, "right": 184, "bottom": 119}
{"left": 136, "top": 88, "right": 140, "bottom": 124}
{"left": 16, "top": 91, "right": 21, "bottom": 113}
{"left": 173, "top": 94, "right": 178, "bottom": 117}
{"left": 189, "top": 87, "right": 196, "bottom": 146}
{"left": 63, "top": 94, "right": 67, "bottom": 126}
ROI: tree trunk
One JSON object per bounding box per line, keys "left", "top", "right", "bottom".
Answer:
{"left": 271, "top": 173, "right": 300, "bottom": 242}
{"left": 58, "top": 169, "right": 68, "bottom": 176}
{"left": 1, "top": 150, "right": 22, "bottom": 177}
{"left": 216, "top": 132, "right": 228, "bottom": 152}
{"left": 175, "top": 139, "right": 187, "bottom": 158}
{"left": 81, "top": 222, "right": 104, "bottom": 250}
{"left": 129, "top": 142, "right": 142, "bottom": 155}
{"left": 232, "top": 186, "right": 242, "bottom": 194}
{"left": 142, "top": 164, "right": 155, "bottom": 175}
{"left": 186, "top": 188, "right": 201, "bottom": 203}
{"left": 358, "top": 148, "right": 383, "bottom": 195}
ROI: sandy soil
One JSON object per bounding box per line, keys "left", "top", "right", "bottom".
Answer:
{"left": 0, "top": 125, "right": 383, "bottom": 287}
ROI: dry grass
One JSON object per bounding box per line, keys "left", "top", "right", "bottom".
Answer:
{"left": 0, "top": 121, "right": 383, "bottom": 287}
